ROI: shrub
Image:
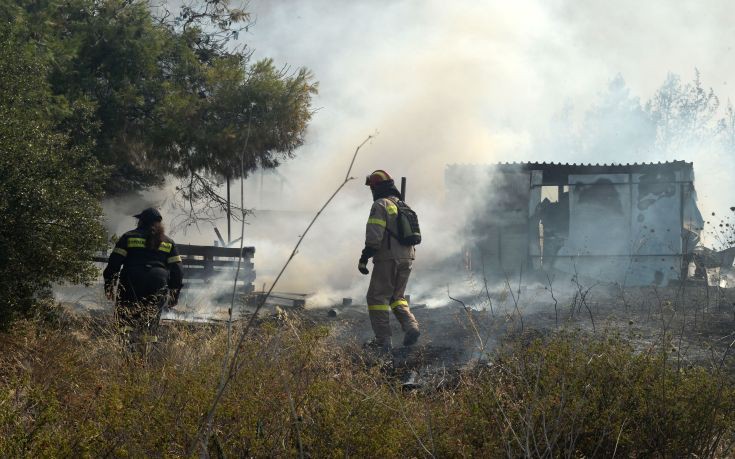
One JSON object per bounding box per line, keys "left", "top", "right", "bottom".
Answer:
{"left": 440, "top": 332, "right": 735, "bottom": 457}
{"left": 0, "top": 22, "right": 107, "bottom": 328}
{"left": 0, "top": 316, "right": 732, "bottom": 457}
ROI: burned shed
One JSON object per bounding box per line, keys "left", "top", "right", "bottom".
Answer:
{"left": 446, "top": 161, "right": 704, "bottom": 286}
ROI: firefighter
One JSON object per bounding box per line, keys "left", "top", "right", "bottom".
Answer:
{"left": 359, "top": 170, "right": 420, "bottom": 352}
{"left": 103, "top": 207, "right": 183, "bottom": 353}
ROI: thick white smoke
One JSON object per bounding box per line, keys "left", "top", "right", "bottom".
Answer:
{"left": 101, "top": 0, "right": 735, "bottom": 308}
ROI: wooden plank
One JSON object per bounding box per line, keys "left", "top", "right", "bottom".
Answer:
{"left": 93, "top": 256, "right": 253, "bottom": 269}
{"left": 183, "top": 270, "right": 256, "bottom": 280}
{"left": 182, "top": 263, "right": 255, "bottom": 271}
{"left": 182, "top": 259, "right": 254, "bottom": 268}
{"left": 95, "top": 246, "right": 256, "bottom": 259}
{"left": 177, "top": 244, "right": 255, "bottom": 258}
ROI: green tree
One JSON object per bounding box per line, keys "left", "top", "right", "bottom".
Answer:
{"left": 5, "top": 0, "right": 317, "bottom": 195}
{"left": 0, "top": 22, "right": 107, "bottom": 327}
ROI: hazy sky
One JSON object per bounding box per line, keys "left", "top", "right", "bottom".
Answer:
{"left": 242, "top": 0, "right": 735, "bottom": 181}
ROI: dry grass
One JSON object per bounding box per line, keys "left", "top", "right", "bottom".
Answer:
{"left": 0, "top": 310, "right": 733, "bottom": 458}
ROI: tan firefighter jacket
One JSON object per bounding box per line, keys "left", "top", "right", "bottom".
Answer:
{"left": 365, "top": 196, "right": 415, "bottom": 262}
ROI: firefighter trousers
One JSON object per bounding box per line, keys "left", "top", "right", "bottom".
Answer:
{"left": 366, "top": 259, "right": 420, "bottom": 346}
{"left": 115, "top": 266, "right": 169, "bottom": 354}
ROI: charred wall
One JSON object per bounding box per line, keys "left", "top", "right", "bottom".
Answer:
{"left": 446, "top": 161, "right": 703, "bottom": 286}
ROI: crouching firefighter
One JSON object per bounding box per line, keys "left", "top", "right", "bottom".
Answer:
{"left": 359, "top": 170, "right": 422, "bottom": 353}
{"left": 103, "top": 208, "right": 183, "bottom": 353}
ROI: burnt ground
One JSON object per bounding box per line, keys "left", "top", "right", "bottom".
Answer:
{"left": 61, "top": 278, "right": 735, "bottom": 386}
{"left": 297, "top": 280, "right": 735, "bottom": 384}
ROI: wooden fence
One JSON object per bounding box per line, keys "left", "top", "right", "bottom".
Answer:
{"left": 94, "top": 244, "right": 256, "bottom": 293}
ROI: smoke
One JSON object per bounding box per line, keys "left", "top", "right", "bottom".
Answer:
{"left": 99, "top": 0, "right": 735, "bottom": 308}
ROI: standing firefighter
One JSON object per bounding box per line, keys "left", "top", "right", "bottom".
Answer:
{"left": 103, "top": 208, "right": 183, "bottom": 353}
{"left": 359, "top": 170, "right": 421, "bottom": 353}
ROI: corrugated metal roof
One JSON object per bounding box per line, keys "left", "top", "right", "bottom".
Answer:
{"left": 446, "top": 160, "right": 693, "bottom": 173}
{"left": 447, "top": 160, "right": 691, "bottom": 168}
{"left": 494, "top": 160, "right": 691, "bottom": 167}
{"left": 445, "top": 161, "right": 695, "bottom": 185}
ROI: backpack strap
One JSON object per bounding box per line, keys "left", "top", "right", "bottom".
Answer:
{"left": 383, "top": 196, "right": 402, "bottom": 248}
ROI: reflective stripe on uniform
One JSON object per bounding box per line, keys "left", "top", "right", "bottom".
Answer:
{"left": 386, "top": 204, "right": 398, "bottom": 215}
{"left": 127, "top": 237, "right": 146, "bottom": 248}
{"left": 113, "top": 247, "right": 128, "bottom": 257}
{"left": 367, "top": 218, "right": 386, "bottom": 227}
{"left": 390, "top": 299, "right": 409, "bottom": 309}
{"left": 167, "top": 255, "right": 182, "bottom": 264}
{"left": 159, "top": 241, "right": 173, "bottom": 253}
{"left": 368, "top": 304, "right": 390, "bottom": 311}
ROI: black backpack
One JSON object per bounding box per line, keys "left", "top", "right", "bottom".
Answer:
{"left": 390, "top": 199, "right": 422, "bottom": 246}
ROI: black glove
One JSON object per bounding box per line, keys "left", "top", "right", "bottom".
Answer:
{"left": 361, "top": 246, "right": 377, "bottom": 260}
{"left": 359, "top": 246, "right": 377, "bottom": 275}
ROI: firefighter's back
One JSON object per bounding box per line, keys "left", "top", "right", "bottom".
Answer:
{"left": 114, "top": 229, "right": 179, "bottom": 299}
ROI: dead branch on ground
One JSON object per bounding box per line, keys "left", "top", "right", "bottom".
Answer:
{"left": 571, "top": 262, "right": 597, "bottom": 332}
{"left": 545, "top": 273, "right": 559, "bottom": 327}
{"left": 503, "top": 266, "right": 524, "bottom": 332}
{"left": 479, "top": 253, "right": 495, "bottom": 317}
{"left": 447, "top": 286, "right": 486, "bottom": 355}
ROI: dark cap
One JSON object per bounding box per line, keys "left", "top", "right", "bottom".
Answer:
{"left": 133, "top": 207, "right": 162, "bottom": 224}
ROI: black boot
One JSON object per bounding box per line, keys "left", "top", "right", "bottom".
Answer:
{"left": 403, "top": 329, "right": 420, "bottom": 346}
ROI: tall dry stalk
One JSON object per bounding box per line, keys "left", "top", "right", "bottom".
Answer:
{"left": 193, "top": 134, "right": 375, "bottom": 456}
{"left": 219, "top": 109, "right": 254, "bottom": 400}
